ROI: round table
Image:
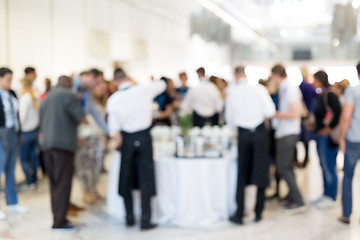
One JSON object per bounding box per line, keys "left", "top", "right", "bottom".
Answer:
{"left": 106, "top": 151, "right": 257, "bottom": 227}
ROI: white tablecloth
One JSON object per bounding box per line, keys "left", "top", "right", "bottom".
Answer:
{"left": 106, "top": 151, "right": 257, "bottom": 227}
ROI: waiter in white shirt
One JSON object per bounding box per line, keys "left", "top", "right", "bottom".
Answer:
{"left": 107, "top": 68, "right": 166, "bottom": 231}
{"left": 226, "top": 66, "right": 275, "bottom": 225}
{"left": 182, "top": 67, "right": 223, "bottom": 127}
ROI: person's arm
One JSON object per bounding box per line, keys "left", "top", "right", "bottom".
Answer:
{"left": 106, "top": 98, "right": 123, "bottom": 148}
{"left": 157, "top": 105, "right": 174, "bottom": 120}
{"left": 148, "top": 81, "right": 166, "bottom": 99}
{"left": 260, "top": 86, "right": 276, "bottom": 118}
{"left": 274, "top": 103, "right": 299, "bottom": 119}
{"left": 66, "top": 93, "right": 86, "bottom": 123}
{"left": 338, "top": 87, "right": 356, "bottom": 152}
{"left": 19, "top": 94, "right": 30, "bottom": 127}
{"left": 88, "top": 96, "right": 109, "bottom": 135}
{"left": 225, "top": 92, "right": 234, "bottom": 128}
{"left": 338, "top": 104, "right": 354, "bottom": 153}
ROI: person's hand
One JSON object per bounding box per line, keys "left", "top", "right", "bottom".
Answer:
{"left": 77, "top": 138, "right": 85, "bottom": 147}
{"left": 317, "top": 127, "right": 331, "bottom": 136}
{"left": 111, "top": 133, "right": 123, "bottom": 150}
{"left": 339, "top": 138, "right": 346, "bottom": 154}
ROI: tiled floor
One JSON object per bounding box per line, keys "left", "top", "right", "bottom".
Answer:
{"left": 0, "top": 141, "right": 360, "bottom": 240}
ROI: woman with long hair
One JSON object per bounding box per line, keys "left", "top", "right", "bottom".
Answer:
{"left": 19, "top": 76, "right": 40, "bottom": 190}
{"left": 312, "top": 71, "right": 341, "bottom": 209}
{"left": 75, "top": 80, "right": 108, "bottom": 204}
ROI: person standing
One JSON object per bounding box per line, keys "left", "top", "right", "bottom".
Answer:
{"left": 271, "top": 64, "right": 306, "bottom": 213}
{"left": 76, "top": 80, "right": 108, "bottom": 204}
{"left": 338, "top": 62, "right": 360, "bottom": 224}
{"left": 19, "top": 77, "right": 40, "bottom": 190}
{"left": 182, "top": 67, "right": 223, "bottom": 127}
{"left": 107, "top": 68, "right": 165, "bottom": 230}
{"left": 153, "top": 77, "right": 175, "bottom": 126}
{"left": 73, "top": 69, "right": 109, "bottom": 137}
{"left": 40, "top": 75, "right": 86, "bottom": 231}
{"left": 176, "top": 72, "right": 189, "bottom": 100}
{"left": 40, "top": 78, "right": 52, "bottom": 100}
{"left": 311, "top": 71, "right": 342, "bottom": 209}
{"left": 299, "top": 67, "right": 317, "bottom": 168}
{"left": 226, "top": 66, "right": 275, "bottom": 224}
{"left": 0, "top": 67, "right": 28, "bottom": 220}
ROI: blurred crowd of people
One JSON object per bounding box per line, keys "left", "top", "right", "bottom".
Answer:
{"left": 0, "top": 61, "right": 359, "bottom": 231}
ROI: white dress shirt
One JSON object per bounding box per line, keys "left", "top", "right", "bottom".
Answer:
{"left": 107, "top": 81, "right": 166, "bottom": 134}
{"left": 225, "top": 79, "right": 275, "bottom": 130}
{"left": 19, "top": 92, "right": 40, "bottom": 132}
{"left": 275, "top": 79, "right": 302, "bottom": 139}
{"left": 181, "top": 79, "right": 223, "bottom": 117}
{"left": 0, "top": 89, "right": 19, "bottom": 130}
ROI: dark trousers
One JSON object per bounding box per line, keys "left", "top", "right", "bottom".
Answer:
{"left": 120, "top": 129, "right": 155, "bottom": 224}
{"left": 276, "top": 135, "right": 304, "bottom": 205}
{"left": 234, "top": 124, "right": 269, "bottom": 219}
{"left": 43, "top": 149, "right": 74, "bottom": 228}
{"left": 192, "top": 111, "right": 219, "bottom": 128}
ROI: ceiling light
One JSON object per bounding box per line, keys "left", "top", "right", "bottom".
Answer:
{"left": 352, "top": 0, "right": 360, "bottom": 9}
{"left": 194, "top": 0, "right": 278, "bottom": 52}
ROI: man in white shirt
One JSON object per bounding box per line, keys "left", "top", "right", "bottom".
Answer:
{"left": 107, "top": 68, "right": 166, "bottom": 231}
{"left": 226, "top": 66, "right": 275, "bottom": 225}
{"left": 182, "top": 67, "right": 223, "bottom": 127}
{"left": 271, "top": 64, "right": 306, "bottom": 214}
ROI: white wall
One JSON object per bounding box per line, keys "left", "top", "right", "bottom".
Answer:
{"left": 0, "top": 0, "right": 232, "bottom": 90}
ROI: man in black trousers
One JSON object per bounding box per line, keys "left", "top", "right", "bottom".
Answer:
{"left": 225, "top": 66, "right": 276, "bottom": 224}
{"left": 107, "top": 68, "right": 166, "bottom": 230}
{"left": 40, "top": 75, "right": 86, "bottom": 232}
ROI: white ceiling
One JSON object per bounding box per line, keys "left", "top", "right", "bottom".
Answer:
{"left": 132, "top": 0, "right": 360, "bottom": 57}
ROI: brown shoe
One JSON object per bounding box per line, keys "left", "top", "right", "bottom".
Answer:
{"left": 338, "top": 216, "right": 350, "bottom": 224}
{"left": 67, "top": 208, "right": 78, "bottom": 217}
{"left": 69, "top": 203, "right": 85, "bottom": 211}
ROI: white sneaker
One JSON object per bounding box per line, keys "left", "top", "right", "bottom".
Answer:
{"left": 7, "top": 205, "right": 28, "bottom": 214}
{"left": 0, "top": 210, "right": 7, "bottom": 220}
{"left": 311, "top": 195, "right": 325, "bottom": 205}
{"left": 316, "top": 196, "right": 336, "bottom": 210}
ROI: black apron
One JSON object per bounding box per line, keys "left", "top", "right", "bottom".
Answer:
{"left": 237, "top": 123, "right": 270, "bottom": 188}
{"left": 118, "top": 128, "right": 156, "bottom": 197}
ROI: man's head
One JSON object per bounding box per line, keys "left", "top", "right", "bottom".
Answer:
{"left": 113, "top": 68, "right": 128, "bottom": 88}
{"left": 0, "top": 67, "right": 13, "bottom": 91}
{"left": 357, "top": 61, "right": 360, "bottom": 80}
{"left": 196, "top": 67, "right": 205, "bottom": 79}
{"left": 85, "top": 68, "right": 102, "bottom": 88}
{"left": 178, "top": 72, "right": 188, "bottom": 86}
{"left": 234, "top": 65, "right": 246, "bottom": 81}
{"left": 270, "top": 64, "right": 287, "bottom": 87}
{"left": 57, "top": 75, "right": 72, "bottom": 89}
{"left": 25, "top": 67, "right": 37, "bottom": 82}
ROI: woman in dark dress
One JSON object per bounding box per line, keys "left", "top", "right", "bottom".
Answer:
{"left": 153, "top": 77, "right": 175, "bottom": 126}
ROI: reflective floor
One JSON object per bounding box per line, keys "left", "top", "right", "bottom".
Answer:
{"left": 0, "top": 141, "right": 359, "bottom": 240}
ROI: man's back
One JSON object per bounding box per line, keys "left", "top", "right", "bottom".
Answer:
{"left": 40, "top": 86, "right": 85, "bottom": 153}
{"left": 182, "top": 80, "right": 223, "bottom": 117}
{"left": 226, "top": 82, "right": 275, "bottom": 129}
